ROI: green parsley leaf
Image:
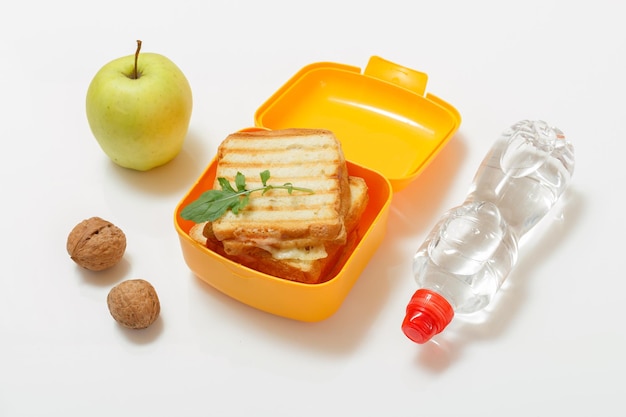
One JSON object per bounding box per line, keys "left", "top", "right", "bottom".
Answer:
{"left": 235, "top": 172, "right": 247, "bottom": 192}
{"left": 180, "top": 170, "right": 314, "bottom": 223}
{"left": 260, "top": 170, "right": 270, "bottom": 186}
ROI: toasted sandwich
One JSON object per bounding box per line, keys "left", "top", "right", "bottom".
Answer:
{"left": 210, "top": 128, "right": 351, "bottom": 245}
{"left": 190, "top": 175, "right": 369, "bottom": 283}
{"left": 187, "top": 128, "right": 368, "bottom": 283}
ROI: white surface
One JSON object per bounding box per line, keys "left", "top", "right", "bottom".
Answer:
{"left": 1, "top": 1, "right": 623, "bottom": 416}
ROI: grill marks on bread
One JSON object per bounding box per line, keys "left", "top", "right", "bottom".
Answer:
{"left": 189, "top": 175, "right": 369, "bottom": 283}
{"left": 188, "top": 128, "right": 368, "bottom": 284}
{"left": 211, "top": 129, "right": 349, "bottom": 243}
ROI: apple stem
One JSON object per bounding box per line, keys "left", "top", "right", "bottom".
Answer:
{"left": 133, "top": 40, "right": 142, "bottom": 80}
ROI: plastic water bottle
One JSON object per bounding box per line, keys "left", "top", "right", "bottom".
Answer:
{"left": 401, "top": 120, "right": 575, "bottom": 344}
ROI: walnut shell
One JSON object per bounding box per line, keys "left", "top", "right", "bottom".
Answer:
{"left": 107, "top": 279, "right": 160, "bottom": 329}
{"left": 67, "top": 217, "right": 126, "bottom": 271}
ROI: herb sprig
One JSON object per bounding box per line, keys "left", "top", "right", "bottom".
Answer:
{"left": 180, "top": 170, "right": 314, "bottom": 223}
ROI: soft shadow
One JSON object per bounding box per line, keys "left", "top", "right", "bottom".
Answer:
{"left": 413, "top": 337, "right": 459, "bottom": 373}
{"left": 103, "top": 130, "right": 211, "bottom": 196}
{"left": 76, "top": 257, "right": 131, "bottom": 287}
{"left": 415, "top": 187, "right": 586, "bottom": 371}
{"left": 187, "top": 251, "right": 394, "bottom": 357}
{"left": 389, "top": 134, "right": 468, "bottom": 239}
{"left": 186, "top": 225, "right": 403, "bottom": 359}
{"left": 113, "top": 315, "right": 164, "bottom": 345}
{"left": 184, "top": 134, "right": 468, "bottom": 357}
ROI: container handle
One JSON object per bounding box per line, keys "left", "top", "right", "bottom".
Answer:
{"left": 364, "top": 56, "right": 428, "bottom": 96}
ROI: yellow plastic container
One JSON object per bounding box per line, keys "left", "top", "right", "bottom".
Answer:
{"left": 175, "top": 159, "right": 391, "bottom": 322}
{"left": 255, "top": 56, "right": 461, "bottom": 192}
{"left": 174, "top": 56, "right": 461, "bottom": 321}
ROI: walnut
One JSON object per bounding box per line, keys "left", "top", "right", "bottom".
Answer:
{"left": 107, "top": 279, "right": 160, "bottom": 329}
{"left": 67, "top": 217, "right": 126, "bottom": 271}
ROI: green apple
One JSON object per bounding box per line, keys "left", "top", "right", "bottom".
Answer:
{"left": 86, "top": 41, "right": 193, "bottom": 171}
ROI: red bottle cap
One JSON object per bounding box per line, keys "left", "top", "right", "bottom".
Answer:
{"left": 402, "top": 289, "right": 454, "bottom": 344}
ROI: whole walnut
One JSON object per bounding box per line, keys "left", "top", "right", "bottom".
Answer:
{"left": 107, "top": 279, "right": 161, "bottom": 329}
{"left": 67, "top": 217, "right": 126, "bottom": 271}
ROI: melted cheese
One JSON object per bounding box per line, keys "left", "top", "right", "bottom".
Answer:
{"left": 260, "top": 244, "right": 328, "bottom": 261}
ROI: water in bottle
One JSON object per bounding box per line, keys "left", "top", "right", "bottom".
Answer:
{"left": 401, "top": 120, "right": 575, "bottom": 344}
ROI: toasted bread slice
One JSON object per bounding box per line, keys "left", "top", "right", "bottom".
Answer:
{"left": 221, "top": 176, "right": 368, "bottom": 260}
{"left": 189, "top": 176, "right": 369, "bottom": 284}
{"left": 210, "top": 128, "right": 350, "bottom": 244}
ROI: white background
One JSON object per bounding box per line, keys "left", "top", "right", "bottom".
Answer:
{"left": 1, "top": 1, "right": 623, "bottom": 416}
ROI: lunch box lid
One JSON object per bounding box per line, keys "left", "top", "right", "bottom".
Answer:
{"left": 254, "top": 56, "right": 461, "bottom": 192}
